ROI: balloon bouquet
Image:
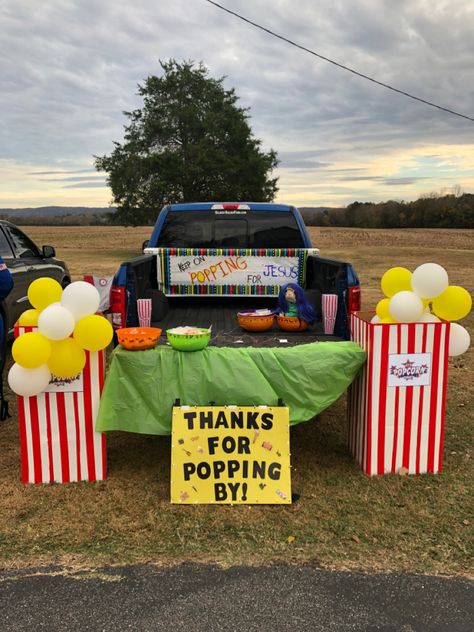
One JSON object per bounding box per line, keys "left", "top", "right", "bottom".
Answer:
{"left": 371, "top": 263, "right": 471, "bottom": 358}
{"left": 8, "top": 278, "right": 113, "bottom": 397}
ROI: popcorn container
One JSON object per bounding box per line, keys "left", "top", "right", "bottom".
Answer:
{"left": 14, "top": 325, "right": 106, "bottom": 484}
{"left": 322, "top": 293, "right": 338, "bottom": 334}
{"left": 347, "top": 312, "right": 450, "bottom": 475}
{"left": 137, "top": 298, "right": 152, "bottom": 327}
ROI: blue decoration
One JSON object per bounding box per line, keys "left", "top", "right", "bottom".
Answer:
{"left": 277, "top": 283, "right": 316, "bottom": 325}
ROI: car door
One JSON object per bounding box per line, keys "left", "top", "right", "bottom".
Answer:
{"left": 4, "top": 223, "right": 66, "bottom": 281}
{"left": 2, "top": 224, "right": 68, "bottom": 334}
{"left": 0, "top": 225, "right": 28, "bottom": 331}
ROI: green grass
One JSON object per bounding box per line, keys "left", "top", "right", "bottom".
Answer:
{"left": 0, "top": 226, "right": 472, "bottom": 575}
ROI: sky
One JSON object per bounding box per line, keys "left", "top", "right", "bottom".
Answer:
{"left": 1, "top": 0, "right": 474, "bottom": 209}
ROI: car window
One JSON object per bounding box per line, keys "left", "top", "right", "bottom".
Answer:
{"left": 5, "top": 225, "right": 40, "bottom": 258}
{"left": 0, "top": 228, "right": 14, "bottom": 258}
{"left": 156, "top": 210, "right": 305, "bottom": 248}
{"left": 214, "top": 219, "right": 247, "bottom": 247}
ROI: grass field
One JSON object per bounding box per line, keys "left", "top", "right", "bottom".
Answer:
{"left": 0, "top": 226, "right": 472, "bottom": 575}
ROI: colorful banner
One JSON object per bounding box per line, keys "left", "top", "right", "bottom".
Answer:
{"left": 171, "top": 405, "right": 291, "bottom": 504}
{"left": 347, "top": 313, "right": 450, "bottom": 475}
{"left": 146, "top": 247, "right": 307, "bottom": 296}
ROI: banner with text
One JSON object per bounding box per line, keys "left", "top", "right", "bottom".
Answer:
{"left": 171, "top": 405, "right": 291, "bottom": 504}
{"left": 147, "top": 248, "right": 307, "bottom": 296}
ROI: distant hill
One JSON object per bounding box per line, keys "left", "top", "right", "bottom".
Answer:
{"left": 1, "top": 205, "right": 336, "bottom": 218}
{"left": 0, "top": 206, "right": 114, "bottom": 218}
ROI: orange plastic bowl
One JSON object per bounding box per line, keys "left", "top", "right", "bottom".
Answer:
{"left": 116, "top": 327, "right": 162, "bottom": 350}
{"left": 276, "top": 315, "right": 309, "bottom": 332}
{"left": 237, "top": 312, "right": 275, "bottom": 332}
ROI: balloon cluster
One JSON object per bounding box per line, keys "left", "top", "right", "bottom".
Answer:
{"left": 372, "top": 263, "right": 471, "bottom": 357}
{"left": 8, "top": 278, "right": 113, "bottom": 397}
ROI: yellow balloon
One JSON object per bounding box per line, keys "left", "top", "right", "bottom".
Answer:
{"left": 74, "top": 315, "right": 113, "bottom": 351}
{"left": 48, "top": 338, "right": 86, "bottom": 378}
{"left": 381, "top": 267, "right": 412, "bottom": 298}
{"left": 12, "top": 332, "right": 52, "bottom": 369}
{"left": 380, "top": 317, "right": 397, "bottom": 324}
{"left": 376, "top": 298, "right": 390, "bottom": 319}
{"left": 432, "top": 286, "right": 472, "bottom": 321}
{"left": 28, "top": 277, "right": 63, "bottom": 312}
{"left": 18, "top": 308, "right": 40, "bottom": 327}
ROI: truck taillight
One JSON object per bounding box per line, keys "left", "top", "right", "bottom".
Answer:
{"left": 211, "top": 204, "right": 250, "bottom": 210}
{"left": 347, "top": 285, "right": 361, "bottom": 313}
{"left": 110, "top": 286, "right": 126, "bottom": 329}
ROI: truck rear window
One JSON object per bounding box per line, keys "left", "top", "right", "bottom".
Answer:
{"left": 156, "top": 211, "right": 305, "bottom": 248}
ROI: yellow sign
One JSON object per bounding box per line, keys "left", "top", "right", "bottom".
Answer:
{"left": 171, "top": 406, "right": 291, "bottom": 504}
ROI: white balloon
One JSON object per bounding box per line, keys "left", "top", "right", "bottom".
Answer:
{"left": 38, "top": 304, "right": 75, "bottom": 340}
{"left": 389, "top": 291, "right": 424, "bottom": 323}
{"left": 370, "top": 314, "right": 381, "bottom": 324}
{"left": 449, "top": 323, "right": 470, "bottom": 357}
{"left": 411, "top": 263, "right": 449, "bottom": 299}
{"left": 8, "top": 363, "right": 51, "bottom": 397}
{"left": 60, "top": 281, "right": 100, "bottom": 321}
{"left": 420, "top": 312, "right": 441, "bottom": 323}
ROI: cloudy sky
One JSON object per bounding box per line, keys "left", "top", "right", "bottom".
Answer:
{"left": 2, "top": 0, "right": 474, "bottom": 208}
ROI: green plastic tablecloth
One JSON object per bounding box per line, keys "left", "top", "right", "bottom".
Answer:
{"left": 96, "top": 342, "right": 366, "bottom": 435}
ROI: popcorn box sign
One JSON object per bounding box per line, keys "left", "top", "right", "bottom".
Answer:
{"left": 388, "top": 353, "right": 432, "bottom": 387}
{"left": 171, "top": 406, "right": 291, "bottom": 504}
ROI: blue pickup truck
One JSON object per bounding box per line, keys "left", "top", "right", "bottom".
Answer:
{"left": 109, "top": 202, "right": 361, "bottom": 345}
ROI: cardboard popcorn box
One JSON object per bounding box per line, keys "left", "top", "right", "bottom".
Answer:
{"left": 14, "top": 325, "right": 106, "bottom": 484}
{"left": 347, "top": 313, "right": 450, "bottom": 475}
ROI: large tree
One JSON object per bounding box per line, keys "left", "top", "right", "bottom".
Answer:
{"left": 95, "top": 60, "right": 279, "bottom": 225}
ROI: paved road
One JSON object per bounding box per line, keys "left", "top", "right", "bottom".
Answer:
{"left": 1, "top": 564, "right": 472, "bottom": 631}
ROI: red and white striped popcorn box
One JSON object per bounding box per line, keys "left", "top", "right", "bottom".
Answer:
{"left": 322, "top": 293, "right": 338, "bottom": 334}
{"left": 347, "top": 312, "right": 450, "bottom": 475}
{"left": 137, "top": 298, "right": 152, "bottom": 327}
{"left": 14, "top": 325, "right": 106, "bottom": 484}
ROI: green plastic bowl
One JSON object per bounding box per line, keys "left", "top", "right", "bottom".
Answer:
{"left": 166, "top": 329, "right": 211, "bottom": 351}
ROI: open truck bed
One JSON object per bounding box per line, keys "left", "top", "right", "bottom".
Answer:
{"left": 110, "top": 203, "right": 361, "bottom": 343}
{"left": 153, "top": 296, "right": 344, "bottom": 347}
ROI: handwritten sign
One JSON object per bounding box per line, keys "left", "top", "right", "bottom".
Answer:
{"left": 146, "top": 248, "right": 307, "bottom": 296}
{"left": 171, "top": 406, "right": 291, "bottom": 504}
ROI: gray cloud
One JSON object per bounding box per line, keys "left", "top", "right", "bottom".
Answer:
{"left": 26, "top": 169, "right": 95, "bottom": 176}
{"left": 1, "top": 0, "right": 474, "bottom": 204}
{"left": 42, "top": 176, "right": 106, "bottom": 183}
{"left": 62, "top": 182, "right": 107, "bottom": 188}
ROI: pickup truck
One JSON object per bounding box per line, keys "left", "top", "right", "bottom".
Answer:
{"left": 109, "top": 203, "right": 361, "bottom": 346}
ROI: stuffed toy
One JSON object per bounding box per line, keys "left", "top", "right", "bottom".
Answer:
{"left": 277, "top": 283, "right": 316, "bottom": 325}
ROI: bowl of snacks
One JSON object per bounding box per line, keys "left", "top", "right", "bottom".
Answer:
{"left": 237, "top": 309, "right": 275, "bottom": 332}
{"left": 166, "top": 326, "right": 211, "bottom": 351}
{"left": 276, "top": 315, "right": 310, "bottom": 332}
{"left": 116, "top": 327, "right": 162, "bottom": 350}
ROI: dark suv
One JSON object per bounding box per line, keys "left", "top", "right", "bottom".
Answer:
{"left": 0, "top": 221, "right": 71, "bottom": 336}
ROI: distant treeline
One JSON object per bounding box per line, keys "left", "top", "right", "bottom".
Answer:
{"left": 3, "top": 192, "right": 474, "bottom": 228}
{"left": 301, "top": 193, "right": 474, "bottom": 229}
{"left": 1, "top": 213, "right": 112, "bottom": 226}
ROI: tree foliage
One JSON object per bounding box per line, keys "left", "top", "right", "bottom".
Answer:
{"left": 301, "top": 192, "right": 474, "bottom": 229}
{"left": 95, "top": 60, "right": 279, "bottom": 225}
